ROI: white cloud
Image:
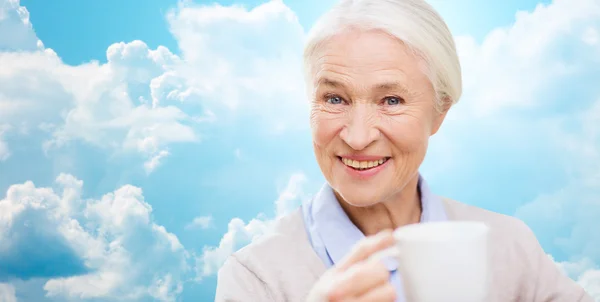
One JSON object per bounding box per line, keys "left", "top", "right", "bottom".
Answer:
{"left": 513, "top": 100, "right": 600, "bottom": 278}
{"left": 0, "top": 1, "right": 199, "bottom": 172}
{"left": 196, "top": 172, "right": 308, "bottom": 279}
{"left": 557, "top": 100, "right": 600, "bottom": 178}
{"left": 0, "top": 124, "right": 9, "bottom": 161}
{"left": 144, "top": 150, "right": 170, "bottom": 174}
{"left": 579, "top": 269, "right": 600, "bottom": 299}
{"left": 185, "top": 216, "right": 214, "bottom": 230}
{"left": 429, "top": 0, "right": 600, "bottom": 261}
{"left": 163, "top": 0, "right": 309, "bottom": 132}
{"left": 0, "top": 40, "right": 198, "bottom": 171}
{"left": 275, "top": 172, "right": 308, "bottom": 217}
{"left": 0, "top": 283, "right": 16, "bottom": 302}
{"left": 0, "top": 0, "right": 42, "bottom": 51}
{"left": 0, "top": 0, "right": 310, "bottom": 173}
{"left": 0, "top": 139, "right": 8, "bottom": 161}
{"left": 582, "top": 27, "right": 599, "bottom": 45}
{"left": 42, "top": 43, "right": 199, "bottom": 159}
{"left": 511, "top": 84, "right": 600, "bottom": 300}
{"left": 0, "top": 0, "right": 313, "bottom": 295}
{"left": 550, "top": 255, "right": 600, "bottom": 299}
{"left": 454, "top": 0, "right": 600, "bottom": 117}
{"left": 0, "top": 174, "right": 190, "bottom": 301}
{"left": 515, "top": 175, "right": 600, "bottom": 264}
{"left": 429, "top": 0, "right": 600, "bottom": 297}
{"left": 198, "top": 216, "right": 273, "bottom": 279}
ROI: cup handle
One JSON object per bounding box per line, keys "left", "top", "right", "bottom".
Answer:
{"left": 368, "top": 246, "right": 401, "bottom": 263}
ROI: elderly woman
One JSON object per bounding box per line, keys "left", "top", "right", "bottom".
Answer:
{"left": 215, "top": 0, "right": 592, "bottom": 301}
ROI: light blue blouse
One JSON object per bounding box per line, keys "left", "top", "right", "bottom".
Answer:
{"left": 301, "top": 175, "right": 447, "bottom": 302}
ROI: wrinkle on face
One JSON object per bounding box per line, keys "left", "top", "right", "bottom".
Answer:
{"left": 308, "top": 28, "right": 447, "bottom": 210}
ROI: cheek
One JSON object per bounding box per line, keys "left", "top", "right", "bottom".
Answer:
{"left": 384, "top": 116, "right": 430, "bottom": 152}
{"left": 311, "top": 111, "right": 343, "bottom": 148}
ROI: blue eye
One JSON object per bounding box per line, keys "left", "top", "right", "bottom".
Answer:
{"left": 384, "top": 97, "right": 402, "bottom": 106}
{"left": 326, "top": 95, "right": 344, "bottom": 105}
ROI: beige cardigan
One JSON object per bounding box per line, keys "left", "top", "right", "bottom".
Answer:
{"left": 215, "top": 198, "right": 593, "bottom": 301}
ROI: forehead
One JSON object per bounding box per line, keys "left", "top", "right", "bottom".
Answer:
{"left": 311, "top": 29, "right": 429, "bottom": 90}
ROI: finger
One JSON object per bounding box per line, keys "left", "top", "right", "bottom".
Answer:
{"left": 356, "top": 282, "right": 396, "bottom": 302}
{"left": 328, "top": 259, "right": 390, "bottom": 300}
{"left": 336, "top": 230, "right": 395, "bottom": 271}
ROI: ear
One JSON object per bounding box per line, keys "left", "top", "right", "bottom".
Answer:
{"left": 431, "top": 96, "right": 452, "bottom": 135}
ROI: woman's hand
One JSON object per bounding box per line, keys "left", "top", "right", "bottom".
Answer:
{"left": 306, "top": 230, "right": 397, "bottom": 302}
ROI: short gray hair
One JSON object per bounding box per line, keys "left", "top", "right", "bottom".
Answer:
{"left": 303, "top": 0, "right": 462, "bottom": 109}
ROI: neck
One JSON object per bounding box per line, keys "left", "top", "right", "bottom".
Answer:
{"left": 337, "top": 174, "right": 422, "bottom": 236}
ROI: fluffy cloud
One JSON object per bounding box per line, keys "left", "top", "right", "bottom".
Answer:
{"left": 144, "top": 150, "right": 171, "bottom": 174}
{"left": 0, "top": 44, "right": 198, "bottom": 172}
{"left": 0, "top": 283, "right": 17, "bottom": 302}
{"left": 1, "top": 0, "right": 312, "bottom": 298}
{"left": 0, "top": 178, "right": 89, "bottom": 281}
{"left": 515, "top": 176, "right": 600, "bottom": 301}
{"left": 0, "top": 174, "right": 190, "bottom": 301}
{"left": 514, "top": 103, "right": 600, "bottom": 261}
{"left": 454, "top": 0, "right": 600, "bottom": 117}
{"left": 431, "top": 0, "right": 600, "bottom": 209}
{"left": 492, "top": 6, "right": 600, "bottom": 297}
{"left": 275, "top": 173, "right": 308, "bottom": 217}
{"left": 447, "top": 0, "right": 600, "bottom": 299}
{"left": 162, "top": 0, "right": 309, "bottom": 133}
{"left": 185, "top": 216, "right": 214, "bottom": 230}
{"left": 198, "top": 216, "right": 273, "bottom": 279}
{"left": 550, "top": 256, "right": 600, "bottom": 299}
{"left": 197, "top": 172, "right": 308, "bottom": 278}
{"left": 0, "top": 0, "right": 42, "bottom": 51}
{"left": 579, "top": 269, "right": 600, "bottom": 299}
{"left": 0, "top": 124, "right": 9, "bottom": 161}
{"left": 0, "top": 1, "right": 198, "bottom": 173}
{"left": 0, "top": 0, "right": 309, "bottom": 173}
{"left": 422, "top": 0, "right": 600, "bottom": 298}
{"left": 557, "top": 100, "right": 600, "bottom": 179}
{"left": 36, "top": 42, "right": 197, "bottom": 171}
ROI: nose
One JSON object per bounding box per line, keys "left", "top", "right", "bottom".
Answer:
{"left": 339, "top": 104, "right": 380, "bottom": 151}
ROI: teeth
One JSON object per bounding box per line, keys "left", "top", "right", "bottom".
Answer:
{"left": 341, "top": 157, "right": 388, "bottom": 170}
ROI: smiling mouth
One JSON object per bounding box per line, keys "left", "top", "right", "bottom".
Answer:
{"left": 339, "top": 157, "right": 390, "bottom": 171}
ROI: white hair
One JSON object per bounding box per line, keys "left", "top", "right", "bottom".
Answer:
{"left": 303, "top": 0, "right": 462, "bottom": 109}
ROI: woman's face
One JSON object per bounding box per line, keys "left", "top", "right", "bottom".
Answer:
{"left": 309, "top": 29, "right": 448, "bottom": 207}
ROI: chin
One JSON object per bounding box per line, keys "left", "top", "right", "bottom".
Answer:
{"left": 334, "top": 184, "right": 386, "bottom": 208}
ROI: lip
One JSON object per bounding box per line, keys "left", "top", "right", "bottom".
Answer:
{"left": 338, "top": 156, "right": 391, "bottom": 179}
{"left": 338, "top": 154, "right": 389, "bottom": 161}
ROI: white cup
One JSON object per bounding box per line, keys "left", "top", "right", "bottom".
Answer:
{"left": 370, "top": 221, "right": 490, "bottom": 302}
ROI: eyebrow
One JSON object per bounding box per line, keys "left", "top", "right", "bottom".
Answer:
{"left": 315, "top": 77, "right": 410, "bottom": 94}
{"left": 316, "top": 78, "right": 344, "bottom": 88}
{"left": 374, "top": 82, "right": 410, "bottom": 94}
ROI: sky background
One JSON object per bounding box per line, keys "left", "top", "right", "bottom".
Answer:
{"left": 0, "top": 0, "right": 599, "bottom": 301}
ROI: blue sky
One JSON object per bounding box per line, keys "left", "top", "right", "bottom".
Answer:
{"left": 0, "top": 0, "right": 599, "bottom": 301}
